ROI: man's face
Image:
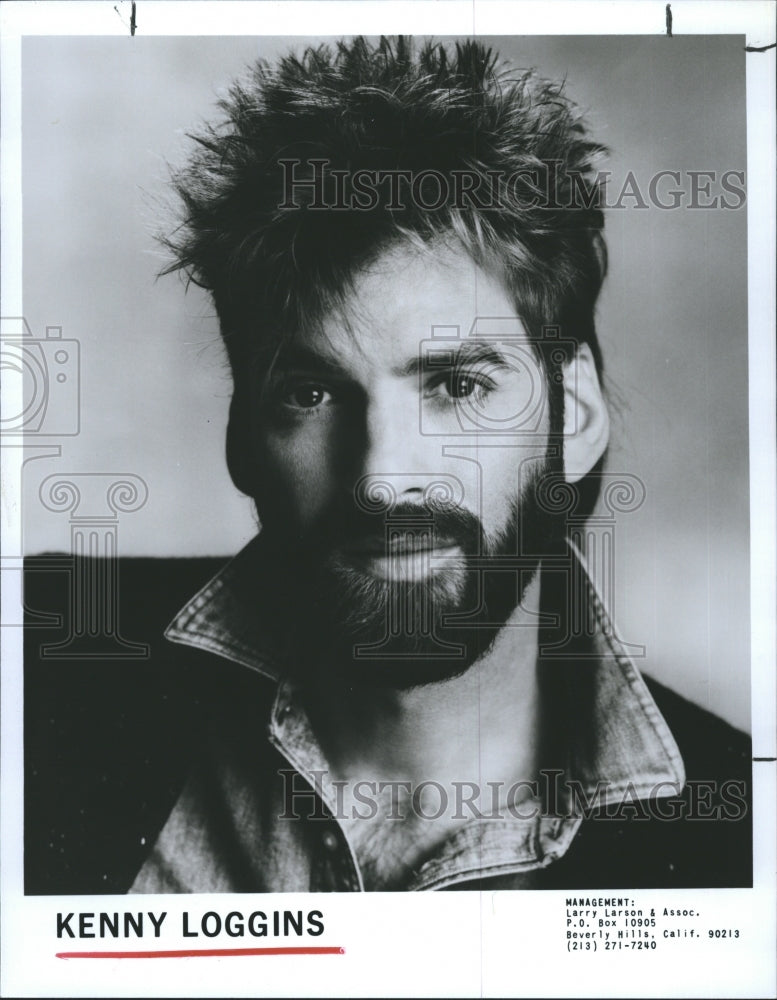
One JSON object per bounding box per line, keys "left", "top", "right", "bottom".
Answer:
{"left": 251, "top": 242, "right": 558, "bottom": 683}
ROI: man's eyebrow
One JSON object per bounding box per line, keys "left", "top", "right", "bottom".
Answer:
{"left": 395, "top": 341, "right": 516, "bottom": 378}
{"left": 270, "top": 346, "right": 350, "bottom": 378}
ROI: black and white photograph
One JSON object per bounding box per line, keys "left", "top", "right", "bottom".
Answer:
{"left": 2, "top": 2, "right": 775, "bottom": 997}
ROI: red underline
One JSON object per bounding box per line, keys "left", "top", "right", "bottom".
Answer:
{"left": 56, "top": 946, "right": 345, "bottom": 960}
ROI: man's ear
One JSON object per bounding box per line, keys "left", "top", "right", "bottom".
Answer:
{"left": 562, "top": 345, "right": 610, "bottom": 484}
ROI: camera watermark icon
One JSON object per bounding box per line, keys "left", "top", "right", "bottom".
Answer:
{"left": 0, "top": 318, "right": 80, "bottom": 436}
{"left": 419, "top": 320, "right": 578, "bottom": 437}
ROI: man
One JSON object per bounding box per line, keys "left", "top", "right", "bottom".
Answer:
{"left": 27, "top": 36, "right": 751, "bottom": 893}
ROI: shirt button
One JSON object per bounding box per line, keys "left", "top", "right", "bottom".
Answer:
{"left": 322, "top": 830, "right": 339, "bottom": 852}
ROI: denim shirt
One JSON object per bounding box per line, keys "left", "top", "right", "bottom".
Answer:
{"left": 130, "top": 536, "right": 685, "bottom": 893}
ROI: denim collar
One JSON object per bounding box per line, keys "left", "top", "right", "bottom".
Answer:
{"left": 165, "top": 533, "right": 686, "bottom": 850}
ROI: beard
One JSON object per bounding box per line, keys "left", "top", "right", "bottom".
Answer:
{"left": 259, "top": 463, "right": 565, "bottom": 690}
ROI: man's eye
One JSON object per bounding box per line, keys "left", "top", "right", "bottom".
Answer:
{"left": 427, "top": 372, "right": 493, "bottom": 402}
{"left": 447, "top": 374, "right": 479, "bottom": 398}
{"left": 284, "top": 383, "right": 332, "bottom": 409}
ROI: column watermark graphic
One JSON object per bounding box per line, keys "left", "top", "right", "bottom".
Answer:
{"left": 37, "top": 474, "right": 150, "bottom": 659}
{"left": 536, "top": 472, "right": 647, "bottom": 658}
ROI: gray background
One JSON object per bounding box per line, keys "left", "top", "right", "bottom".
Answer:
{"left": 21, "top": 35, "right": 750, "bottom": 730}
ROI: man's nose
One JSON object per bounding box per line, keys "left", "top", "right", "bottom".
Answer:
{"left": 354, "top": 392, "right": 457, "bottom": 510}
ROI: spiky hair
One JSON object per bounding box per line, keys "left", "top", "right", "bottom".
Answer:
{"left": 164, "top": 36, "right": 608, "bottom": 380}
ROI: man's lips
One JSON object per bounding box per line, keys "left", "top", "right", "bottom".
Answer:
{"left": 336, "top": 535, "right": 466, "bottom": 582}
{"left": 342, "top": 534, "right": 461, "bottom": 559}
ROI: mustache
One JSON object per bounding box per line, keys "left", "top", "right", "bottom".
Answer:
{"left": 306, "top": 499, "right": 485, "bottom": 556}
